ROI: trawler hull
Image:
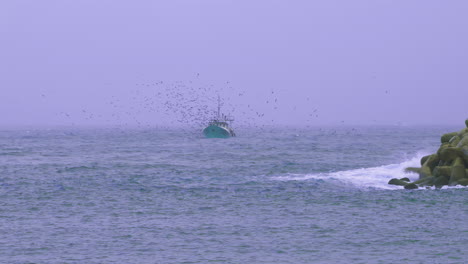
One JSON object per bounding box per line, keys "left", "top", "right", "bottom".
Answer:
{"left": 203, "top": 125, "right": 233, "bottom": 138}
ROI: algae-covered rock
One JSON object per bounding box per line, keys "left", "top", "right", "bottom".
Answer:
{"left": 394, "top": 119, "right": 468, "bottom": 189}
{"left": 388, "top": 178, "right": 409, "bottom": 186}
{"left": 400, "top": 177, "right": 410, "bottom": 182}
{"left": 456, "top": 131, "right": 468, "bottom": 145}
{"left": 457, "top": 136, "right": 468, "bottom": 165}
{"left": 441, "top": 132, "right": 458, "bottom": 144}
{"left": 437, "top": 160, "right": 446, "bottom": 166}
{"left": 420, "top": 155, "right": 430, "bottom": 166}
{"left": 438, "top": 146, "right": 464, "bottom": 163}
{"left": 458, "top": 178, "right": 468, "bottom": 186}
{"left": 414, "top": 154, "right": 440, "bottom": 179}
{"left": 458, "top": 127, "right": 468, "bottom": 137}
{"left": 449, "top": 135, "right": 461, "bottom": 147}
{"left": 411, "top": 176, "right": 435, "bottom": 186}
{"left": 404, "top": 183, "right": 418, "bottom": 189}
{"left": 434, "top": 176, "right": 449, "bottom": 189}
{"left": 418, "top": 154, "right": 439, "bottom": 179}
{"left": 425, "top": 154, "right": 439, "bottom": 170}
{"left": 419, "top": 165, "right": 432, "bottom": 179}
{"left": 449, "top": 157, "right": 466, "bottom": 185}
{"left": 457, "top": 135, "right": 468, "bottom": 152}
{"left": 432, "top": 166, "right": 451, "bottom": 179}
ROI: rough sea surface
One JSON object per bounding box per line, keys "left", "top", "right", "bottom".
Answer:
{"left": 1, "top": 126, "right": 467, "bottom": 264}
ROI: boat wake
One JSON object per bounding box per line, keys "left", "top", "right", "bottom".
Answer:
{"left": 272, "top": 152, "right": 429, "bottom": 190}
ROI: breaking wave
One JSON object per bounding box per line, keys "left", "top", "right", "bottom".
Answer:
{"left": 273, "top": 152, "right": 429, "bottom": 189}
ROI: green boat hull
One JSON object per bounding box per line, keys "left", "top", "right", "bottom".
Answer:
{"left": 203, "top": 125, "right": 233, "bottom": 138}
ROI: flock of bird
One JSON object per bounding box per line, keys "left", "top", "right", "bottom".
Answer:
{"left": 39, "top": 78, "right": 397, "bottom": 138}
{"left": 49, "top": 76, "right": 328, "bottom": 130}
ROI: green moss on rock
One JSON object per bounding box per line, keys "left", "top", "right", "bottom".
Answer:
{"left": 449, "top": 135, "right": 461, "bottom": 147}
{"left": 438, "top": 146, "right": 464, "bottom": 163}
{"left": 411, "top": 176, "right": 435, "bottom": 186}
{"left": 420, "top": 155, "right": 430, "bottom": 166}
{"left": 434, "top": 176, "right": 449, "bottom": 188}
{"left": 396, "top": 120, "right": 468, "bottom": 189}
{"left": 458, "top": 127, "right": 468, "bottom": 137}
{"left": 441, "top": 132, "right": 458, "bottom": 144}
{"left": 458, "top": 178, "right": 468, "bottom": 186}
{"left": 449, "top": 157, "right": 466, "bottom": 185}
{"left": 432, "top": 166, "right": 451, "bottom": 179}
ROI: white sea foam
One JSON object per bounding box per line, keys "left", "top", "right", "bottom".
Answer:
{"left": 273, "top": 152, "right": 430, "bottom": 190}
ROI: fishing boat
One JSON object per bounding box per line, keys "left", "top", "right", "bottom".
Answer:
{"left": 203, "top": 96, "right": 235, "bottom": 138}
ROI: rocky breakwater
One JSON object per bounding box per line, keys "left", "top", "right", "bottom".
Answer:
{"left": 389, "top": 119, "right": 468, "bottom": 189}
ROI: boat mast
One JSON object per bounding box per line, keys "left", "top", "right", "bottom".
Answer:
{"left": 217, "top": 95, "right": 221, "bottom": 119}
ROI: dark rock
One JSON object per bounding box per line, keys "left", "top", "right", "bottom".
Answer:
{"left": 404, "top": 183, "right": 418, "bottom": 190}
{"left": 388, "top": 178, "right": 409, "bottom": 186}
{"left": 411, "top": 176, "right": 434, "bottom": 186}
{"left": 434, "top": 176, "right": 449, "bottom": 188}
{"left": 458, "top": 178, "right": 468, "bottom": 186}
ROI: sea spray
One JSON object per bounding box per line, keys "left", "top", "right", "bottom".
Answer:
{"left": 272, "top": 153, "right": 429, "bottom": 189}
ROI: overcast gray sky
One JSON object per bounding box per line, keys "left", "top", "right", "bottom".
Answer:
{"left": 1, "top": 0, "right": 467, "bottom": 127}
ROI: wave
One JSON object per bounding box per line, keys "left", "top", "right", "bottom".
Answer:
{"left": 272, "top": 152, "right": 429, "bottom": 190}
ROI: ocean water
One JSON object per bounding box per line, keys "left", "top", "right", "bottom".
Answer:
{"left": 0, "top": 125, "right": 467, "bottom": 264}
